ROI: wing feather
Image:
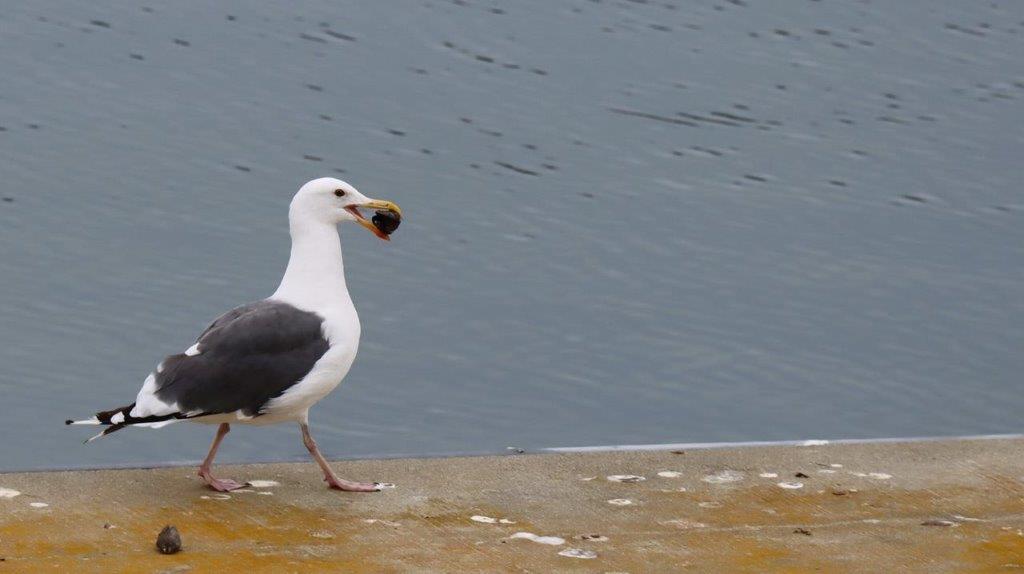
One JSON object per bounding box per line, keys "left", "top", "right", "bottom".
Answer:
{"left": 131, "top": 300, "right": 330, "bottom": 420}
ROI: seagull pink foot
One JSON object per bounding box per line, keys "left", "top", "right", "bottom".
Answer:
{"left": 198, "top": 468, "right": 248, "bottom": 492}
{"left": 301, "top": 422, "right": 393, "bottom": 492}
{"left": 325, "top": 476, "right": 390, "bottom": 492}
{"left": 194, "top": 423, "right": 249, "bottom": 492}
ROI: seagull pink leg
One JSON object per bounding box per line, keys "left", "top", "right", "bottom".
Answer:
{"left": 197, "top": 423, "right": 247, "bottom": 492}
{"left": 300, "top": 423, "right": 387, "bottom": 492}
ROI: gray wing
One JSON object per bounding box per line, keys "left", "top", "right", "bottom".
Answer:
{"left": 146, "top": 300, "right": 330, "bottom": 418}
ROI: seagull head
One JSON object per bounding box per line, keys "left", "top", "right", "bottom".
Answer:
{"left": 290, "top": 177, "right": 402, "bottom": 241}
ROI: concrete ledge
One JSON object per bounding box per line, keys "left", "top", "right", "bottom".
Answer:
{"left": 1, "top": 437, "right": 1023, "bottom": 572}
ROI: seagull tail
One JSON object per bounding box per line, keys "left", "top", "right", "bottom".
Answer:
{"left": 65, "top": 403, "right": 141, "bottom": 443}
{"left": 66, "top": 403, "right": 188, "bottom": 443}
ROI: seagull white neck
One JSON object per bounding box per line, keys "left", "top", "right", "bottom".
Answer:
{"left": 272, "top": 218, "right": 351, "bottom": 311}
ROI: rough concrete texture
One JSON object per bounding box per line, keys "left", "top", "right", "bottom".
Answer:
{"left": 1, "top": 437, "right": 1022, "bottom": 573}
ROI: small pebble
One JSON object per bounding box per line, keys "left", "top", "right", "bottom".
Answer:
{"left": 156, "top": 525, "right": 182, "bottom": 555}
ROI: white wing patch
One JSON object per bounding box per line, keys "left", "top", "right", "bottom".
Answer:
{"left": 184, "top": 343, "right": 201, "bottom": 356}
{"left": 129, "top": 373, "right": 180, "bottom": 418}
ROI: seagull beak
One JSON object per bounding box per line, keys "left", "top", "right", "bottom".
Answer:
{"left": 345, "top": 199, "right": 402, "bottom": 241}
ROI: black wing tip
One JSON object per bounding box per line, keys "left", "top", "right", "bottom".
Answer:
{"left": 64, "top": 419, "right": 73, "bottom": 425}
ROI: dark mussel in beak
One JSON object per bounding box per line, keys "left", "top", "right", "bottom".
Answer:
{"left": 372, "top": 209, "right": 402, "bottom": 236}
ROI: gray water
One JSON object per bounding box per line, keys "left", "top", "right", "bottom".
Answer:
{"left": 1, "top": 1, "right": 1022, "bottom": 471}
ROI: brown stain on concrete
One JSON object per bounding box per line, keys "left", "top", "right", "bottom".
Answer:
{"left": 0, "top": 504, "right": 382, "bottom": 572}
{"left": 962, "top": 529, "right": 1024, "bottom": 573}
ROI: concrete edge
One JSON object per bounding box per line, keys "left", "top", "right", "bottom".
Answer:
{"left": 6, "top": 433, "right": 1021, "bottom": 475}
{"left": 543, "top": 432, "right": 1024, "bottom": 453}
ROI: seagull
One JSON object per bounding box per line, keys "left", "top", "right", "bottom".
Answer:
{"left": 67, "top": 177, "right": 402, "bottom": 492}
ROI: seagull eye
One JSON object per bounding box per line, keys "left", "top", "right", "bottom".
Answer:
{"left": 334, "top": 189, "right": 346, "bottom": 197}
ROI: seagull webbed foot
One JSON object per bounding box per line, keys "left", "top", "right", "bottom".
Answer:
{"left": 325, "top": 477, "right": 394, "bottom": 492}
{"left": 198, "top": 469, "right": 249, "bottom": 492}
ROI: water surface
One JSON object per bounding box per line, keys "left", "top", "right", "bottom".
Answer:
{"left": 1, "top": 1, "right": 1022, "bottom": 470}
